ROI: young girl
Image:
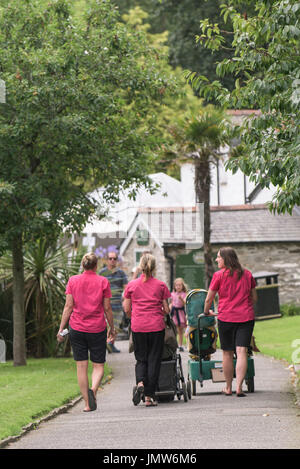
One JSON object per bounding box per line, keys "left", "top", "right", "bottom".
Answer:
{"left": 170, "top": 278, "right": 188, "bottom": 352}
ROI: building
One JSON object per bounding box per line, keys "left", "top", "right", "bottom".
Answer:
{"left": 79, "top": 110, "right": 300, "bottom": 305}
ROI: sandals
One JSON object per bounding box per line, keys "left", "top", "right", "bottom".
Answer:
{"left": 133, "top": 384, "right": 144, "bottom": 406}
{"left": 145, "top": 397, "right": 158, "bottom": 407}
{"left": 221, "top": 389, "right": 232, "bottom": 396}
{"left": 88, "top": 388, "right": 97, "bottom": 411}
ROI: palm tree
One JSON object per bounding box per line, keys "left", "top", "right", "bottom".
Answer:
{"left": 0, "top": 239, "right": 85, "bottom": 357}
{"left": 166, "top": 105, "right": 231, "bottom": 288}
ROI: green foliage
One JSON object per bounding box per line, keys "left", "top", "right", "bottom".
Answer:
{"left": 112, "top": 0, "right": 239, "bottom": 93}
{"left": 121, "top": 6, "right": 203, "bottom": 179}
{"left": 0, "top": 240, "right": 85, "bottom": 357}
{"left": 280, "top": 303, "right": 300, "bottom": 317}
{"left": 0, "top": 0, "right": 176, "bottom": 364}
{"left": 186, "top": 0, "right": 300, "bottom": 214}
{"left": 0, "top": 0, "right": 174, "bottom": 247}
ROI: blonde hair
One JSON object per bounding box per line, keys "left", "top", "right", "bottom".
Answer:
{"left": 173, "top": 277, "right": 188, "bottom": 292}
{"left": 81, "top": 252, "right": 98, "bottom": 270}
{"left": 139, "top": 253, "right": 156, "bottom": 282}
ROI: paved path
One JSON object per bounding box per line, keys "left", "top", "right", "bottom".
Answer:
{"left": 6, "top": 340, "right": 300, "bottom": 450}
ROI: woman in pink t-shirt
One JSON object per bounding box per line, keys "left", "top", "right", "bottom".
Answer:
{"left": 123, "top": 254, "right": 171, "bottom": 407}
{"left": 204, "top": 247, "right": 257, "bottom": 397}
{"left": 57, "top": 252, "right": 115, "bottom": 412}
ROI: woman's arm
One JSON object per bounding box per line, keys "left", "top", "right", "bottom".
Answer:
{"left": 123, "top": 298, "right": 132, "bottom": 318}
{"left": 162, "top": 299, "right": 170, "bottom": 315}
{"left": 57, "top": 294, "right": 73, "bottom": 342}
{"left": 103, "top": 297, "right": 116, "bottom": 342}
{"left": 203, "top": 289, "right": 217, "bottom": 315}
{"left": 250, "top": 288, "right": 258, "bottom": 304}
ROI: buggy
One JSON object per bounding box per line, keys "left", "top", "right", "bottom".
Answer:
{"left": 185, "top": 289, "right": 255, "bottom": 396}
{"left": 132, "top": 314, "right": 189, "bottom": 403}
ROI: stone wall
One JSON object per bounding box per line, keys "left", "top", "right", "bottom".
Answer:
{"left": 213, "top": 242, "right": 300, "bottom": 305}
{"left": 121, "top": 238, "right": 300, "bottom": 305}
{"left": 122, "top": 237, "right": 168, "bottom": 284}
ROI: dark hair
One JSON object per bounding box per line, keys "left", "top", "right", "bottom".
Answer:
{"left": 219, "top": 247, "right": 244, "bottom": 279}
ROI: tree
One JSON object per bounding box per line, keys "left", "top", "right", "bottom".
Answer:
{"left": 0, "top": 240, "right": 84, "bottom": 358}
{"left": 163, "top": 107, "right": 231, "bottom": 287}
{"left": 186, "top": 0, "right": 300, "bottom": 214}
{"left": 112, "top": 0, "right": 245, "bottom": 92}
{"left": 0, "top": 0, "right": 174, "bottom": 365}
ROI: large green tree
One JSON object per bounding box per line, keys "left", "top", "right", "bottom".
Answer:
{"left": 112, "top": 0, "right": 252, "bottom": 92}
{"left": 187, "top": 0, "right": 300, "bottom": 214}
{"left": 0, "top": 0, "right": 174, "bottom": 365}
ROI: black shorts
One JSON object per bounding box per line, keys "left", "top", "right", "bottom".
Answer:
{"left": 69, "top": 327, "right": 107, "bottom": 363}
{"left": 218, "top": 319, "right": 255, "bottom": 351}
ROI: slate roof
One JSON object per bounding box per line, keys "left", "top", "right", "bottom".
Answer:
{"left": 122, "top": 205, "right": 300, "bottom": 248}
{"left": 210, "top": 205, "right": 300, "bottom": 243}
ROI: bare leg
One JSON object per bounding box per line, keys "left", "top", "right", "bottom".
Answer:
{"left": 222, "top": 350, "right": 234, "bottom": 394}
{"left": 91, "top": 362, "right": 105, "bottom": 400}
{"left": 235, "top": 346, "right": 248, "bottom": 394}
{"left": 177, "top": 326, "right": 184, "bottom": 347}
{"left": 76, "top": 360, "right": 90, "bottom": 411}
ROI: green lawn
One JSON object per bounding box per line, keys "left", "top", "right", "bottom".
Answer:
{"left": 0, "top": 358, "right": 111, "bottom": 442}
{"left": 253, "top": 315, "right": 300, "bottom": 364}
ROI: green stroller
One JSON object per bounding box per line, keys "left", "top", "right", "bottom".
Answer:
{"left": 185, "top": 289, "right": 255, "bottom": 397}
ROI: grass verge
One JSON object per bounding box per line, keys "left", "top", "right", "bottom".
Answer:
{"left": 253, "top": 315, "right": 300, "bottom": 364}
{"left": 0, "top": 358, "right": 111, "bottom": 442}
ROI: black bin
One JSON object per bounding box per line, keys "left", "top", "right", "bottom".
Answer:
{"left": 253, "top": 271, "right": 281, "bottom": 320}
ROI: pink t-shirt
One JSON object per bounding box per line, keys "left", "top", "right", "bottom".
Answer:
{"left": 66, "top": 271, "right": 111, "bottom": 333}
{"left": 124, "top": 275, "right": 171, "bottom": 333}
{"left": 209, "top": 268, "right": 256, "bottom": 323}
{"left": 171, "top": 291, "right": 187, "bottom": 308}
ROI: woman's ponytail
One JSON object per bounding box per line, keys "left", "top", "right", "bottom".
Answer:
{"left": 139, "top": 254, "right": 156, "bottom": 282}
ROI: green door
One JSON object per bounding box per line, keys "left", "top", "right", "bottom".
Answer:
{"left": 175, "top": 250, "right": 205, "bottom": 290}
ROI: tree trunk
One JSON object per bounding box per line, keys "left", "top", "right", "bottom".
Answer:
{"left": 194, "top": 155, "right": 215, "bottom": 289}
{"left": 12, "top": 233, "right": 26, "bottom": 366}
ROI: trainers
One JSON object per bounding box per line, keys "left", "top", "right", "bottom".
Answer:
{"left": 178, "top": 346, "right": 184, "bottom": 352}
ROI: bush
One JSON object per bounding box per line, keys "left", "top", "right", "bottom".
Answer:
{"left": 280, "top": 303, "right": 300, "bottom": 317}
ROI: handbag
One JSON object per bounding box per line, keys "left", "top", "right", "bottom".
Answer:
{"left": 163, "top": 314, "right": 178, "bottom": 352}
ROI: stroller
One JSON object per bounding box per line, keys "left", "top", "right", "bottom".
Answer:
{"left": 185, "top": 289, "right": 255, "bottom": 396}
{"left": 155, "top": 314, "right": 188, "bottom": 402}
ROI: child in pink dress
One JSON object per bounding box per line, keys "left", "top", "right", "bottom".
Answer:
{"left": 170, "top": 278, "right": 188, "bottom": 351}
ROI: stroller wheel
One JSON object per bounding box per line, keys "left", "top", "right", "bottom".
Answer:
{"left": 182, "top": 382, "right": 188, "bottom": 402}
{"left": 246, "top": 377, "right": 255, "bottom": 393}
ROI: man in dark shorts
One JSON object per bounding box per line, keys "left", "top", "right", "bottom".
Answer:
{"left": 99, "top": 251, "right": 128, "bottom": 353}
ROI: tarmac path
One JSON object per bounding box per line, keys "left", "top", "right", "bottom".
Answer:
{"left": 5, "top": 340, "right": 300, "bottom": 450}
